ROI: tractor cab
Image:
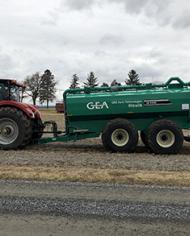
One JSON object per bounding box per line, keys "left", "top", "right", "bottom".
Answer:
{"left": 0, "top": 79, "right": 25, "bottom": 102}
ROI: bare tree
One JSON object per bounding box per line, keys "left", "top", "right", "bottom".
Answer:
{"left": 24, "top": 72, "right": 41, "bottom": 105}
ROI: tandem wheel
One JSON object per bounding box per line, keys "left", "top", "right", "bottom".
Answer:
{"left": 147, "top": 119, "right": 183, "bottom": 154}
{"left": 102, "top": 118, "right": 138, "bottom": 153}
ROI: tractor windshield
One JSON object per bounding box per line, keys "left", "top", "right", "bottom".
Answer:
{"left": 10, "top": 85, "right": 23, "bottom": 102}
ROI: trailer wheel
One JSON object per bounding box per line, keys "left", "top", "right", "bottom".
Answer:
{"left": 140, "top": 131, "right": 149, "bottom": 147}
{"left": 147, "top": 119, "right": 183, "bottom": 154}
{"left": 0, "top": 107, "right": 32, "bottom": 150}
{"left": 102, "top": 119, "right": 138, "bottom": 152}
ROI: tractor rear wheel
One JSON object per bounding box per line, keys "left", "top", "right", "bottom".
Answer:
{"left": 0, "top": 107, "right": 32, "bottom": 150}
{"left": 102, "top": 118, "right": 138, "bottom": 152}
{"left": 147, "top": 119, "right": 183, "bottom": 154}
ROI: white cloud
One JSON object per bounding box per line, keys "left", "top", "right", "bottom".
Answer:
{"left": 62, "top": 0, "right": 97, "bottom": 10}
{"left": 0, "top": 0, "right": 190, "bottom": 100}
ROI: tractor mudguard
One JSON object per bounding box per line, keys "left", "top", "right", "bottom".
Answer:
{"left": 0, "top": 101, "right": 40, "bottom": 119}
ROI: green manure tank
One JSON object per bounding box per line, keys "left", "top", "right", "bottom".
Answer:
{"left": 62, "top": 77, "right": 190, "bottom": 154}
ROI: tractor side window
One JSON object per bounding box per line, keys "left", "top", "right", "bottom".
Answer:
{"left": 0, "top": 83, "right": 9, "bottom": 100}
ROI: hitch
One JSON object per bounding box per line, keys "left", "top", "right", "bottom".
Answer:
{"left": 43, "top": 121, "right": 62, "bottom": 137}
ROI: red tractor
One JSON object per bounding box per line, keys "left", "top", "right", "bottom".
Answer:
{"left": 0, "top": 79, "right": 43, "bottom": 149}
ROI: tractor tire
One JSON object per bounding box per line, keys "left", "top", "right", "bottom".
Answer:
{"left": 32, "top": 119, "right": 44, "bottom": 140}
{"left": 0, "top": 107, "right": 32, "bottom": 150}
{"left": 140, "top": 131, "right": 149, "bottom": 147}
{"left": 147, "top": 119, "right": 183, "bottom": 154}
{"left": 102, "top": 118, "right": 138, "bottom": 152}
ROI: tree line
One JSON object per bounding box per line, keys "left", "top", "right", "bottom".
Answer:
{"left": 69, "top": 70, "right": 140, "bottom": 89}
{"left": 24, "top": 69, "right": 140, "bottom": 107}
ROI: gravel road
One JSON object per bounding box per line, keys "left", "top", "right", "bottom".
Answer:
{"left": 0, "top": 181, "right": 190, "bottom": 235}
{"left": 0, "top": 180, "right": 189, "bottom": 221}
{"left": 1, "top": 195, "right": 190, "bottom": 221}
{"left": 1, "top": 180, "right": 190, "bottom": 204}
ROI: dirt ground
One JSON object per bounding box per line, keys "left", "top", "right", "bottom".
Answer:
{"left": 1, "top": 214, "right": 189, "bottom": 236}
{"left": 0, "top": 109, "right": 190, "bottom": 173}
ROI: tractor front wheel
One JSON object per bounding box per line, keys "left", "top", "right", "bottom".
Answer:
{"left": 0, "top": 107, "right": 32, "bottom": 150}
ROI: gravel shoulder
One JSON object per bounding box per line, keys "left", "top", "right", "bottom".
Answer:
{"left": 1, "top": 140, "right": 190, "bottom": 171}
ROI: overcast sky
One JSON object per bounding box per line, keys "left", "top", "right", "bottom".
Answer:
{"left": 0, "top": 0, "right": 190, "bottom": 98}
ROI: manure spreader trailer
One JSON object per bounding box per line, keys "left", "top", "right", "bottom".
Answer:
{"left": 1, "top": 77, "right": 190, "bottom": 154}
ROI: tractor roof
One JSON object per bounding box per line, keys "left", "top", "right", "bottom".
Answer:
{"left": 0, "top": 79, "right": 25, "bottom": 88}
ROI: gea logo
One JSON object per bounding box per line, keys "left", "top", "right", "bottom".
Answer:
{"left": 87, "top": 101, "right": 109, "bottom": 110}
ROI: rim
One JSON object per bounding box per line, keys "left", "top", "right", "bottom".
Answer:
{"left": 0, "top": 118, "right": 19, "bottom": 145}
{"left": 111, "top": 128, "right": 129, "bottom": 147}
{"left": 156, "top": 129, "right": 175, "bottom": 148}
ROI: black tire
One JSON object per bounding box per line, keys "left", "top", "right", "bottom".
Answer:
{"left": 102, "top": 118, "right": 138, "bottom": 152}
{"left": 32, "top": 119, "right": 44, "bottom": 140}
{"left": 140, "top": 131, "right": 149, "bottom": 147}
{"left": 147, "top": 119, "right": 183, "bottom": 154}
{"left": 0, "top": 107, "right": 32, "bottom": 150}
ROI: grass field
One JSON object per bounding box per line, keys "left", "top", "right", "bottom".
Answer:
{"left": 0, "top": 165, "right": 190, "bottom": 186}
